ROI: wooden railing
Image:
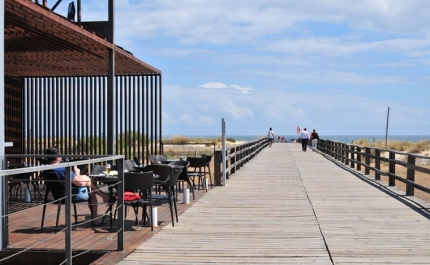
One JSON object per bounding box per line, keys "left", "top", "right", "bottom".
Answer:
{"left": 213, "top": 138, "right": 269, "bottom": 185}
{"left": 317, "top": 139, "right": 430, "bottom": 196}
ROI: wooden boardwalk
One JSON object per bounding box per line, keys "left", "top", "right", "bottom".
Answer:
{"left": 117, "top": 143, "right": 430, "bottom": 265}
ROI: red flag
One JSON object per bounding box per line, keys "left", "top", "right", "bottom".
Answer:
{"left": 297, "top": 126, "right": 300, "bottom": 134}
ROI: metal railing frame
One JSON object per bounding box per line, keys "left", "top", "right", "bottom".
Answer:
{"left": 0, "top": 154, "right": 124, "bottom": 265}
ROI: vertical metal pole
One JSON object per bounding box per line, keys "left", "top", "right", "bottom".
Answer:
{"left": 107, "top": 0, "right": 115, "bottom": 155}
{"left": 117, "top": 159, "right": 124, "bottom": 250}
{"left": 77, "top": 0, "right": 81, "bottom": 26}
{"left": 65, "top": 167, "right": 72, "bottom": 265}
{"left": 385, "top": 107, "right": 390, "bottom": 149}
{"left": 159, "top": 75, "right": 162, "bottom": 155}
{"left": 221, "top": 119, "right": 226, "bottom": 186}
{"left": 0, "top": 0, "right": 5, "bottom": 249}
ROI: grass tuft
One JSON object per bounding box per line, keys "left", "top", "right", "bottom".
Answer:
{"left": 355, "top": 139, "right": 430, "bottom": 154}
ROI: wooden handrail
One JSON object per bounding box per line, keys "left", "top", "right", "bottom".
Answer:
{"left": 214, "top": 138, "right": 269, "bottom": 185}
{"left": 317, "top": 139, "right": 430, "bottom": 197}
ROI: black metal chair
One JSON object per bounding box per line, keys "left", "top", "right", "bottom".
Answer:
{"left": 91, "top": 165, "right": 106, "bottom": 175}
{"left": 8, "top": 172, "right": 34, "bottom": 202}
{"left": 169, "top": 160, "right": 194, "bottom": 200}
{"left": 121, "top": 172, "right": 154, "bottom": 230}
{"left": 152, "top": 168, "right": 182, "bottom": 227}
{"left": 201, "top": 155, "right": 213, "bottom": 189}
{"left": 141, "top": 164, "right": 181, "bottom": 226}
{"left": 150, "top": 155, "right": 167, "bottom": 165}
{"left": 187, "top": 156, "right": 208, "bottom": 192}
{"left": 40, "top": 170, "right": 92, "bottom": 233}
{"left": 133, "top": 156, "right": 142, "bottom": 165}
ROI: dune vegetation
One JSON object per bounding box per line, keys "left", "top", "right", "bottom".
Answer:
{"left": 355, "top": 139, "right": 430, "bottom": 154}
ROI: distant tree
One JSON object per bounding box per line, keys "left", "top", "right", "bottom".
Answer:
{"left": 78, "top": 136, "right": 107, "bottom": 154}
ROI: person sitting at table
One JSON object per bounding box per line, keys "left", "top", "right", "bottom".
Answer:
{"left": 45, "top": 146, "right": 110, "bottom": 226}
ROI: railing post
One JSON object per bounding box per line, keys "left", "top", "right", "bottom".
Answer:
{"left": 238, "top": 145, "right": 243, "bottom": 168}
{"left": 350, "top": 145, "right": 355, "bottom": 169}
{"left": 375, "top": 149, "right": 381, "bottom": 180}
{"left": 334, "top": 142, "right": 338, "bottom": 160}
{"left": 117, "top": 159, "right": 124, "bottom": 250}
{"left": 226, "top": 148, "right": 230, "bottom": 179}
{"left": 340, "top": 143, "right": 344, "bottom": 162}
{"left": 389, "top": 151, "right": 395, "bottom": 186}
{"left": 214, "top": 150, "right": 221, "bottom": 185}
{"left": 356, "top": 146, "right": 361, "bottom": 171}
{"left": 406, "top": 155, "right": 415, "bottom": 196}
{"left": 324, "top": 140, "right": 328, "bottom": 155}
{"left": 365, "top": 148, "right": 370, "bottom": 175}
{"left": 345, "top": 144, "right": 349, "bottom": 166}
{"left": 230, "top": 147, "right": 236, "bottom": 174}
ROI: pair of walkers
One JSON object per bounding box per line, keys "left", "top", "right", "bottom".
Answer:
{"left": 299, "top": 128, "right": 319, "bottom": 152}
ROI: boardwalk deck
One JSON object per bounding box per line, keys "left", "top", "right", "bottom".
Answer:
{"left": 5, "top": 181, "right": 209, "bottom": 264}
{"left": 117, "top": 143, "right": 430, "bottom": 265}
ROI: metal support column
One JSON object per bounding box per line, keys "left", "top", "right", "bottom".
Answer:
{"left": 107, "top": 0, "right": 115, "bottom": 155}
{"left": 0, "top": 0, "right": 5, "bottom": 249}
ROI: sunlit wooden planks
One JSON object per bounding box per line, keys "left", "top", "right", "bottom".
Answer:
{"left": 119, "top": 143, "right": 430, "bottom": 264}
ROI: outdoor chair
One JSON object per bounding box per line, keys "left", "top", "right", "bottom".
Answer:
{"left": 201, "top": 155, "right": 213, "bottom": 189}
{"left": 186, "top": 156, "right": 208, "bottom": 192}
{"left": 141, "top": 164, "right": 181, "bottom": 226}
{"left": 169, "top": 160, "right": 194, "bottom": 200}
{"left": 124, "top": 159, "right": 139, "bottom": 172}
{"left": 8, "top": 172, "right": 38, "bottom": 202}
{"left": 151, "top": 167, "right": 182, "bottom": 227}
{"left": 116, "top": 172, "right": 154, "bottom": 230}
{"left": 133, "top": 156, "right": 142, "bottom": 165}
{"left": 40, "top": 170, "right": 92, "bottom": 233}
{"left": 150, "top": 155, "right": 167, "bottom": 164}
{"left": 91, "top": 165, "right": 106, "bottom": 175}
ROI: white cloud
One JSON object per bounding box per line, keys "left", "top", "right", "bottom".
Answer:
{"left": 199, "top": 82, "right": 228, "bottom": 89}
{"left": 220, "top": 102, "right": 255, "bottom": 121}
{"left": 199, "top": 83, "right": 255, "bottom": 94}
{"left": 230, "top": 85, "right": 256, "bottom": 94}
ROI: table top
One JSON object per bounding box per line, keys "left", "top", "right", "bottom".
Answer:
{"left": 133, "top": 164, "right": 183, "bottom": 171}
{"left": 90, "top": 173, "right": 159, "bottom": 181}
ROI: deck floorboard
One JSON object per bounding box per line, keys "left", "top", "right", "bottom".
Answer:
{"left": 117, "top": 144, "right": 430, "bottom": 265}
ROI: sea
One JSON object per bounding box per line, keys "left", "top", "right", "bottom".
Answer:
{"left": 164, "top": 135, "right": 430, "bottom": 144}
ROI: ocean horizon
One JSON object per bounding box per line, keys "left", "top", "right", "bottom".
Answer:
{"left": 164, "top": 135, "right": 430, "bottom": 144}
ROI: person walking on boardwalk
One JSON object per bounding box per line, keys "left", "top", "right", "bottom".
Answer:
{"left": 268, "top": 127, "right": 275, "bottom": 147}
{"left": 310, "top": 129, "right": 320, "bottom": 151}
{"left": 299, "top": 128, "right": 310, "bottom": 152}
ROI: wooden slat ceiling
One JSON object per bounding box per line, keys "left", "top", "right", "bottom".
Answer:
{"left": 5, "top": 0, "right": 161, "bottom": 77}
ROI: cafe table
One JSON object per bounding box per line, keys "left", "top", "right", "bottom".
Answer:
{"left": 89, "top": 172, "right": 159, "bottom": 226}
{"left": 134, "top": 164, "right": 183, "bottom": 170}
{"left": 89, "top": 173, "right": 119, "bottom": 226}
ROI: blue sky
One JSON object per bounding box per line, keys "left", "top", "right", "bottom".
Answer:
{"left": 57, "top": 1, "right": 430, "bottom": 137}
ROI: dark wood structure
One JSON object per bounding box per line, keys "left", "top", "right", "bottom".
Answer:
{"left": 5, "top": 0, "right": 163, "bottom": 165}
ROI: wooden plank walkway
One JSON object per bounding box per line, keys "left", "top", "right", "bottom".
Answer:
{"left": 117, "top": 143, "right": 430, "bottom": 265}
{"left": 5, "top": 180, "right": 210, "bottom": 264}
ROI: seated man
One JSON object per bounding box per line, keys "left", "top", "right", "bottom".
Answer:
{"left": 45, "top": 146, "right": 109, "bottom": 226}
